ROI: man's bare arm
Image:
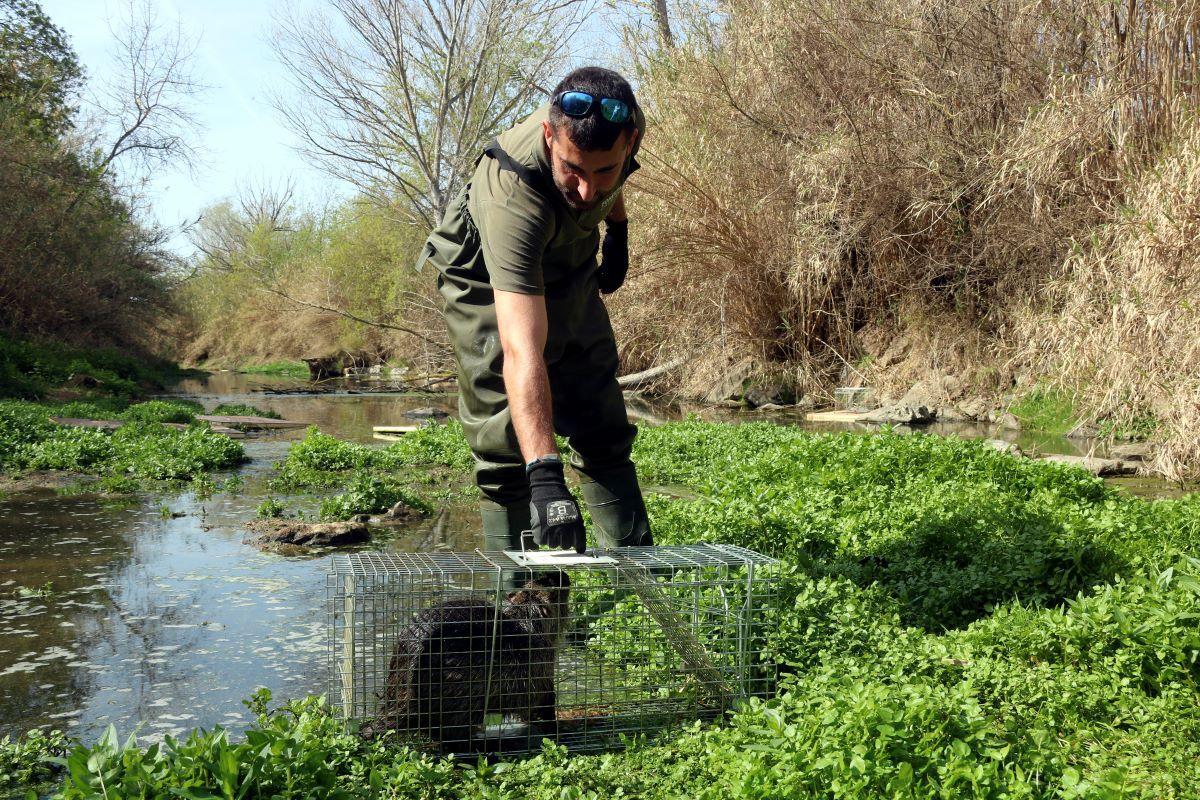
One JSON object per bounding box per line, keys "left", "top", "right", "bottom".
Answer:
{"left": 493, "top": 289, "right": 557, "bottom": 462}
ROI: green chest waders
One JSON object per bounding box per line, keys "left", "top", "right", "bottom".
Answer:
{"left": 431, "top": 139, "right": 652, "bottom": 553}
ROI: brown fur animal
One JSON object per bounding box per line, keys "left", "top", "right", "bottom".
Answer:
{"left": 366, "top": 571, "right": 570, "bottom": 750}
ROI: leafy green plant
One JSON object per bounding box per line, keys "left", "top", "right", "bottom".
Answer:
{"left": 192, "top": 473, "right": 217, "bottom": 499}
{"left": 0, "top": 728, "right": 68, "bottom": 793}
{"left": 1097, "top": 413, "right": 1160, "bottom": 442}
{"left": 257, "top": 497, "right": 286, "bottom": 518}
{"left": 219, "top": 474, "right": 245, "bottom": 494}
{"left": 118, "top": 400, "right": 203, "bottom": 425}
{"left": 1009, "top": 387, "right": 1079, "bottom": 436}
{"left": 0, "top": 336, "right": 186, "bottom": 401}
{"left": 15, "top": 581, "right": 55, "bottom": 599}
{"left": 211, "top": 403, "right": 283, "bottom": 419}
{"left": 9, "top": 420, "right": 1200, "bottom": 797}
{"left": 1, "top": 399, "right": 245, "bottom": 486}
{"left": 318, "top": 473, "right": 432, "bottom": 520}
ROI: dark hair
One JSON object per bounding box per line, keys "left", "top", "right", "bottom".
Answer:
{"left": 548, "top": 67, "right": 638, "bottom": 151}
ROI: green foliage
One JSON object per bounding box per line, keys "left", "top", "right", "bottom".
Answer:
{"left": 264, "top": 425, "right": 468, "bottom": 521}
{"left": 180, "top": 198, "right": 429, "bottom": 369}
{"left": 1009, "top": 387, "right": 1079, "bottom": 436}
{"left": 0, "top": 335, "right": 184, "bottom": 400}
{"left": 317, "top": 473, "right": 433, "bottom": 520}
{"left": 271, "top": 423, "right": 472, "bottom": 493}
{"left": 634, "top": 421, "right": 1133, "bottom": 630}
{"left": 25, "top": 426, "right": 115, "bottom": 471}
{"left": 105, "top": 424, "right": 245, "bottom": 481}
{"left": 0, "top": 727, "right": 68, "bottom": 793}
{"left": 10, "top": 421, "right": 1200, "bottom": 796}
{"left": 0, "top": 0, "right": 81, "bottom": 138}
{"left": 271, "top": 428, "right": 368, "bottom": 489}
{"left": 211, "top": 402, "right": 282, "bottom": 419}
{"left": 0, "top": 399, "right": 54, "bottom": 466}
{"left": 237, "top": 360, "right": 311, "bottom": 377}
{"left": 118, "top": 400, "right": 203, "bottom": 425}
{"left": 1097, "top": 412, "right": 1160, "bottom": 442}
{"left": 257, "top": 496, "right": 286, "bottom": 518}
{"left": 0, "top": 398, "right": 244, "bottom": 483}
{"left": 52, "top": 399, "right": 127, "bottom": 419}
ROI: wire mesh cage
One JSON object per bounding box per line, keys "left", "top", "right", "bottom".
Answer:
{"left": 327, "top": 544, "right": 779, "bottom": 755}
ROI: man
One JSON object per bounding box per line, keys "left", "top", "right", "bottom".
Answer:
{"left": 420, "top": 66, "right": 653, "bottom": 554}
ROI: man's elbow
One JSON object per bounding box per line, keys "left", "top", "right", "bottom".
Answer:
{"left": 500, "top": 338, "right": 545, "bottom": 370}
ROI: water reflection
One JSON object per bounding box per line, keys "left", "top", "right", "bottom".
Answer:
{"left": 164, "top": 372, "right": 457, "bottom": 444}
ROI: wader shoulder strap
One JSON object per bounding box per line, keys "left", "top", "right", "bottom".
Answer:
{"left": 482, "top": 138, "right": 553, "bottom": 199}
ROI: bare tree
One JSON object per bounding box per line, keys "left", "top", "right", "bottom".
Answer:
{"left": 649, "top": 0, "right": 674, "bottom": 48}
{"left": 189, "top": 178, "right": 300, "bottom": 277}
{"left": 272, "top": 0, "right": 590, "bottom": 229}
{"left": 88, "top": 0, "right": 205, "bottom": 193}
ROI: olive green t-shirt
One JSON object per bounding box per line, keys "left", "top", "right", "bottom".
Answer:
{"left": 463, "top": 103, "right": 643, "bottom": 295}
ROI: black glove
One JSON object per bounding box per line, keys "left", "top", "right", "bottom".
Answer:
{"left": 527, "top": 458, "right": 586, "bottom": 553}
{"left": 597, "top": 219, "right": 629, "bottom": 295}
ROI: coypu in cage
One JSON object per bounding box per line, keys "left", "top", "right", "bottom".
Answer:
{"left": 361, "top": 571, "right": 570, "bottom": 748}
{"left": 329, "top": 546, "right": 778, "bottom": 756}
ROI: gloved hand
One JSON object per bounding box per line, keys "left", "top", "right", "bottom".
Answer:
{"left": 527, "top": 458, "right": 586, "bottom": 553}
{"left": 597, "top": 218, "right": 629, "bottom": 295}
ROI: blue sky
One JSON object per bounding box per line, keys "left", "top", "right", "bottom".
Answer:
{"left": 40, "top": 1, "right": 627, "bottom": 256}
{"left": 42, "top": 0, "right": 339, "bottom": 254}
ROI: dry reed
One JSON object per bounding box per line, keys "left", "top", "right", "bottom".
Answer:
{"left": 614, "top": 0, "right": 1200, "bottom": 475}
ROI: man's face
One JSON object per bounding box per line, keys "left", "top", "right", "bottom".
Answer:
{"left": 542, "top": 121, "right": 637, "bottom": 212}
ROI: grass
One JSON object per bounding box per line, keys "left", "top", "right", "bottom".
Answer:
{"left": 0, "top": 334, "right": 189, "bottom": 400}
{"left": 1097, "top": 413, "right": 1161, "bottom": 442}
{"left": 5, "top": 419, "right": 1199, "bottom": 797}
{"left": 236, "top": 360, "right": 310, "bottom": 378}
{"left": 1009, "top": 387, "right": 1080, "bottom": 437}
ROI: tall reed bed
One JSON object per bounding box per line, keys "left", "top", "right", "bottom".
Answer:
{"left": 620, "top": 0, "right": 1200, "bottom": 475}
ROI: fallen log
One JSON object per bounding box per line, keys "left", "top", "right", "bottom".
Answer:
{"left": 195, "top": 415, "right": 309, "bottom": 430}
{"left": 1038, "top": 454, "right": 1138, "bottom": 476}
{"left": 806, "top": 410, "right": 871, "bottom": 423}
{"left": 617, "top": 357, "right": 688, "bottom": 389}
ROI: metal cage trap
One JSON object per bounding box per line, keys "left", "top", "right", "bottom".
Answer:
{"left": 327, "top": 544, "right": 779, "bottom": 755}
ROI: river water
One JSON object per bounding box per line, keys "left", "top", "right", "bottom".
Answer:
{"left": 0, "top": 372, "right": 1170, "bottom": 744}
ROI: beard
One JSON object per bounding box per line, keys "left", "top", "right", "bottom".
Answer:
{"left": 551, "top": 175, "right": 600, "bottom": 212}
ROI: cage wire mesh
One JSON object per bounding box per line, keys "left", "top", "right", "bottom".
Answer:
{"left": 327, "top": 544, "right": 779, "bottom": 755}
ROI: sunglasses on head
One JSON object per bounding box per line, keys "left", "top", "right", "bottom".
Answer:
{"left": 553, "top": 90, "right": 633, "bottom": 124}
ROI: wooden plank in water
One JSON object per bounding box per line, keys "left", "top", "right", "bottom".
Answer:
{"left": 372, "top": 425, "right": 419, "bottom": 434}
{"left": 196, "top": 415, "right": 309, "bottom": 429}
{"left": 208, "top": 425, "right": 247, "bottom": 439}
{"left": 50, "top": 417, "right": 246, "bottom": 438}
{"left": 806, "top": 409, "right": 871, "bottom": 423}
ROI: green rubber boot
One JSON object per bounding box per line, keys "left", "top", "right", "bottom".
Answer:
{"left": 479, "top": 500, "right": 532, "bottom": 553}
{"left": 479, "top": 500, "right": 532, "bottom": 591}
{"left": 575, "top": 464, "right": 653, "bottom": 549}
